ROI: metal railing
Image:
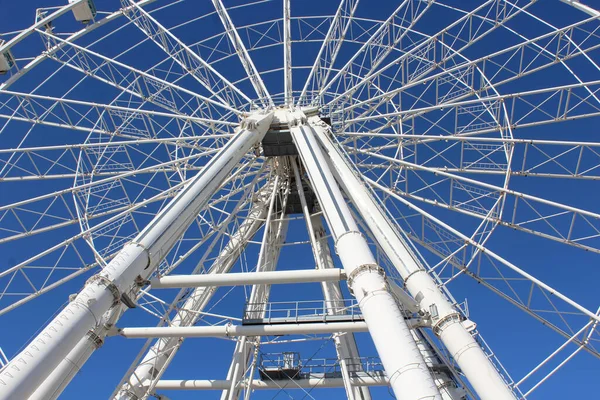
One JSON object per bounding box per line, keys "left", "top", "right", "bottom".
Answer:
{"left": 259, "top": 353, "right": 384, "bottom": 379}
{"left": 243, "top": 299, "right": 363, "bottom": 324}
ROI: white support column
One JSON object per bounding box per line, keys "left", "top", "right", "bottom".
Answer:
{"left": 291, "top": 155, "right": 369, "bottom": 400}
{"left": 289, "top": 113, "right": 441, "bottom": 400}
{"left": 29, "top": 307, "right": 124, "bottom": 400}
{"left": 0, "top": 112, "right": 273, "bottom": 400}
{"left": 221, "top": 180, "right": 289, "bottom": 400}
{"left": 291, "top": 156, "right": 370, "bottom": 400}
{"left": 29, "top": 327, "right": 108, "bottom": 400}
{"left": 310, "top": 116, "right": 516, "bottom": 400}
{"left": 312, "top": 215, "right": 372, "bottom": 400}
{"left": 113, "top": 192, "right": 271, "bottom": 400}
{"left": 34, "top": 183, "right": 272, "bottom": 400}
{"left": 411, "top": 330, "right": 467, "bottom": 400}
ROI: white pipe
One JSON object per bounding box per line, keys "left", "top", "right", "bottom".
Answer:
{"left": 292, "top": 158, "right": 371, "bottom": 400}
{"left": 28, "top": 331, "right": 99, "bottom": 400}
{"left": 115, "top": 195, "right": 271, "bottom": 400}
{"left": 311, "top": 216, "right": 372, "bottom": 400}
{"left": 388, "top": 280, "right": 421, "bottom": 314}
{"left": 154, "top": 376, "right": 388, "bottom": 390}
{"left": 40, "top": 186, "right": 270, "bottom": 400}
{"left": 221, "top": 184, "right": 289, "bottom": 400}
{"left": 412, "top": 330, "right": 467, "bottom": 400}
{"left": 515, "top": 319, "right": 595, "bottom": 387}
{"left": 0, "top": 1, "right": 83, "bottom": 52}
{"left": 290, "top": 113, "right": 441, "bottom": 400}
{"left": 312, "top": 116, "right": 516, "bottom": 400}
{"left": 29, "top": 300, "right": 126, "bottom": 400}
{"left": 117, "top": 321, "right": 371, "bottom": 338}
{"left": 560, "top": 0, "right": 600, "bottom": 17}
{"left": 0, "top": 112, "right": 273, "bottom": 400}
{"left": 151, "top": 269, "right": 344, "bottom": 288}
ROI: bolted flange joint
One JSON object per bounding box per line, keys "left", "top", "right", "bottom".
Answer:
{"left": 86, "top": 274, "right": 122, "bottom": 307}
{"left": 432, "top": 312, "right": 463, "bottom": 336}
{"left": 85, "top": 330, "right": 104, "bottom": 349}
{"left": 346, "top": 263, "right": 386, "bottom": 295}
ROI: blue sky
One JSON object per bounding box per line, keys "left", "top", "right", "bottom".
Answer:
{"left": 1, "top": 1, "right": 600, "bottom": 399}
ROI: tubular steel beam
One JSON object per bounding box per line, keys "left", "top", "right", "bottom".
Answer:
{"left": 220, "top": 179, "right": 288, "bottom": 400}
{"left": 0, "top": 112, "right": 273, "bottom": 400}
{"left": 212, "top": 0, "right": 273, "bottom": 106}
{"left": 560, "top": 0, "right": 600, "bottom": 17}
{"left": 289, "top": 111, "right": 441, "bottom": 400}
{"left": 153, "top": 377, "right": 388, "bottom": 390}
{"left": 291, "top": 156, "right": 371, "bottom": 400}
{"left": 311, "top": 216, "right": 373, "bottom": 400}
{"left": 150, "top": 268, "right": 343, "bottom": 288}
{"left": 114, "top": 190, "right": 272, "bottom": 400}
{"left": 310, "top": 115, "right": 517, "bottom": 400}
{"left": 117, "top": 321, "right": 370, "bottom": 338}
{"left": 283, "top": 0, "right": 293, "bottom": 105}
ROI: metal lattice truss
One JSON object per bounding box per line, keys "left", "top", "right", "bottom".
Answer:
{"left": 1, "top": 1, "right": 600, "bottom": 400}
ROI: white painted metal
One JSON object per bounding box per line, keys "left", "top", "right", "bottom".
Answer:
{"left": 0, "top": 349, "right": 7, "bottom": 368}
{"left": 315, "top": 0, "right": 431, "bottom": 102}
{"left": 32, "top": 174, "right": 269, "bottom": 399}
{"left": 123, "top": 0, "right": 252, "bottom": 108}
{"left": 388, "top": 280, "right": 421, "bottom": 314}
{"left": 0, "top": 0, "right": 159, "bottom": 91}
{"left": 35, "top": 31, "right": 239, "bottom": 116}
{"left": 29, "top": 309, "right": 121, "bottom": 400}
{"left": 560, "top": 0, "right": 600, "bottom": 17}
{"left": 283, "top": 0, "right": 292, "bottom": 105}
{"left": 291, "top": 156, "right": 371, "bottom": 400}
{"left": 0, "top": 112, "right": 273, "bottom": 400}
{"left": 411, "top": 330, "right": 467, "bottom": 400}
{"left": 2, "top": 1, "right": 600, "bottom": 398}
{"left": 289, "top": 112, "right": 441, "bottom": 400}
{"left": 0, "top": 44, "right": 14, "bottom": 74}
{"left": 311, "top": 116, "right": 517, "bottom": 400}
{"left": 0, "top": 0, "right": 86, "bottom": 55}
{"left": 297, "top": 0, "right": 359, "bottom": 105}
{"left": 365, "top": 179, "right": 600, "bottom": 326}
{"left": 221, "top": 179, "right": 288, "bottom": 400}
{"left": 117, "top": 321, "right": 370, "bottom": 338}
{"left": 69, "top": 0, "right": 96, "bottom": 23}
{"left": 150, "top": 269, "right": 343, "bottom": 288}
{"left": 154, "top": 377, "right": 388, "bottom": 390}
{"left": 114, "top": 194, "right": 271, "bottom": 400}
{"left": 212, "top": 0, "right": 273, "bottom": 106}
{"left": 311, "top": 215, "right": 372, "bottom": 400}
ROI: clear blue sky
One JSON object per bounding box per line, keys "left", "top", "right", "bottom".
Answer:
{"left": 1, "top": 1, "right": 599, "bottom": 399}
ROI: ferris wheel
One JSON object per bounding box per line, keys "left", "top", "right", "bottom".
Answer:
{"left": 1, "top": 0, "right": 600, "bottom": 399}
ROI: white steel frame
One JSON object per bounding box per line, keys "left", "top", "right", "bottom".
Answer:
{"left": 1, "top": 1, "right": 599, "bottom": 399}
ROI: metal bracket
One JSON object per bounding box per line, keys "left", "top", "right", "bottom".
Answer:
{"left": 346, "top": 263, "right": 385, "bottom": 295}
{"left": 120, "top": 293, "right": 137, "bottom": 309}
{"left": 86, "top": 275, "right": 121, "bottom": 307}
{"left": 85, "top": 330, "right": 104, "bottom": 349}
{"left": 432, "top": 312, "right": 462, "bottom": 336}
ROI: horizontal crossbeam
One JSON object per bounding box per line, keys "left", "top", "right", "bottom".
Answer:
{"left": 153, "top": 376, "right": 387, "bottom": 390}
{"left": 150, "top": 269, "right": 345, "bottom": 288}
{"left": 116, "top": 321, "right": 372, "bottom": 338}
